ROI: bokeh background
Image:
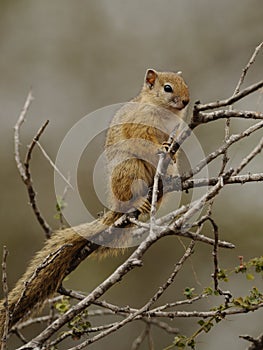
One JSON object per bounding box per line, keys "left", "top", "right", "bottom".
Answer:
{"left": 0, "top": 1, "right": 262, "bottom": 349}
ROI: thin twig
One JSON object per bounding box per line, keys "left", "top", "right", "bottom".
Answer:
{"left": 173, "top": 172, "right": 263, "bottom": 192}
{"left": 24, "top": 120, "right": 52, "bottom": 237}
{"left": 232, "top": 137, "right": 263, "bottom": 176}
{"left": 14, "top": 91, "right": 34, "bottom": 181}
{"left": 12, "top": 329, "right": 28, "bottom": 344}
{"left": 233, "top": 41, "right": 263, "bottom": 96}
{"left": 14, "top": 329, "right": 28, "bottom": 344}
{"left": 58, "top": 288, "right": 131, "bottom": 316}
{"left": 145, "top": 241, "right": 195, "bottom": 307}
{"left": 208, "top": 217, "right": 232, "bottom": 304}
{"left": 193, "top": 110, "right": 263, "bottom": 126}
{"left": 223, "top": 42, "right": 263, "bottom": 182}
{"left": 164, "top": 226, "right": 234, "bottom": 248}
{"left": 10, "top": 316, "right": 52, "bottom": 332}
{"left": 195, "top": 80, "right": 263, "bottom": 112}
{"left": 151, "top": 293, "right": 208, "bottom": 313}
{"left": 36, "top": 141, "right": 73, "bottom": 190}
{"left": 144, "top": 318, "right": 179, "bottom": 335}
{"left": 55, "top": 173, "right": 71, "bottom": 228}
{"left": 131, "top": 325, "right": 150, "bottom": 350}
{"left": 210, "top": 217, "right": 220, "bottom": 291}
{"left": 150, "top": 150, "right": 165, "bottom": 232}
{"left": 49, "top": 322, "right": 118, "bottom": 348}
{"left": 1, "top": 246, "right": 9, "bottom": 350}
{"left": 147, "top": 326, "right": 154, "bottom": 350}
{"left": 240, "top": 333, "right": 263, "bottom": 350}
{"left": 145, "top": 302, "right": 263, "bottom": 318}
{"left": 150, "top": 123, "right": 180, "bottom": 232}
{"left": 14, "top": 93, "right": 73, "bottom": 237}
{"left": 14, "top": 92, "right": 52, "bottom": 238}
{"left": 25, "top": 121, "right": 49, "bottom": 166}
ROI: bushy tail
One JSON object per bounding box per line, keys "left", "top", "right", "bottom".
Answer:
{"left": 0, "top": 216, "right": 116, "bottom": 339}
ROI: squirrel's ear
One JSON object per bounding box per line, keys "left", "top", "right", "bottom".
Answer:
{"left": 145, "top": 69, "right": 158, "bottom": 88}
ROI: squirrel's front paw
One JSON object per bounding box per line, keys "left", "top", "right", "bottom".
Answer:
{"left": 160, "top": 140, "right": 174, "bottom": 153}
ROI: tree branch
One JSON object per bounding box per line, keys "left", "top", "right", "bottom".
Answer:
{"left": 24, "top": 120, "right": 52, "bottom": 238}
{"left": 1, "top": 247, "right": 9, "bottom": 350}
{"left": 195, "top": 80, "right": 263, "bottom": 112}
{"left": 14, "top": 92, "right": 52, "bottom": 238}
{"left": 240, "top": 333, "right": 263, "bottom": 350}
{"left": 233, "top": 41, "right": 263, "bottom": 95}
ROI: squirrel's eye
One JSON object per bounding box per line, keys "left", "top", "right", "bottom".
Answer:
{"left": 164, "top": 84, "right": 173, "bottom": 93}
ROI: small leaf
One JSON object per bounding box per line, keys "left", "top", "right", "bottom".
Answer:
{"left": 203, "top": 287, "right": 213, "bottom": 296}
{"left": 173, "top": 335, "right": 187, "bottom": 348}
{"left": 246, "top": 273, "right": 255, "bottom": 280}
{"left": 55, "top": 298, "right": 70, "bottom": 314}
{"left": 217, "top": 269, "right": 228, "bottom": 282}
{"left": 183, "top": 287, "right": 195, "bottom": 299}
{"left": 233, "top": 297, "right": 244, "bottom": 306}
{"left": 187, "top": 339, "right": 196, "bottom": 349}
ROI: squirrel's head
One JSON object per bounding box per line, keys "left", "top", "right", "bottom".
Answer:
{"left": 142, "top": 69, "right": 189, "bottom": 114}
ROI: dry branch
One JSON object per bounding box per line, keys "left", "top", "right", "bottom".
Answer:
{"left": 1, "top": 247, "right": 9, "bottom": 350}
{"left": 240, "top": 333, "right": 263, "bottom": 350}
{"left": 145, "top": 302, "right": 263, "bottom": 319}
{"left": 24, "top": 120, "right": 52, "bottom": 237}
{"left": 233, "top": 41, "right": 263, "bottom": 95}
{"left": 14, "top": 92, "right": 52, "bottom": 238}
{"left": 194, "top": 80, "right": 263, "bottom": 112}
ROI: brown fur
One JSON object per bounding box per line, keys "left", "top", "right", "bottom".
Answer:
{"left": 0, "top": 69, "right": 189, "bottom": 339}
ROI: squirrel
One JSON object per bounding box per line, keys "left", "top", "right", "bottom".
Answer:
{"left": 0, "top": 69, "right": 189, "bottom": 339}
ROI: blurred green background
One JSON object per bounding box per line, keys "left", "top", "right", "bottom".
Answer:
{"left": 0, "top": 1, "right": 262, "bottom": 349}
